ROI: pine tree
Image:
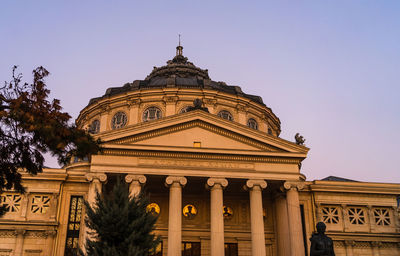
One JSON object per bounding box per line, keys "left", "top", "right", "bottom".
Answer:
{"left": 83, "top": 179, "right": 161, "bottom": 256}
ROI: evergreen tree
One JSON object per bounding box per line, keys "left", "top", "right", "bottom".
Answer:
{"left": 83, "top": 179, "right": 160, "bottom": 256}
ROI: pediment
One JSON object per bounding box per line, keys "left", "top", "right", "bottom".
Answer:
{"left": 99, "top": 110, "right": 309, "bottom": 155}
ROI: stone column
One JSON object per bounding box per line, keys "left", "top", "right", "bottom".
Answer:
{"left": 371, "top": 241, "right": 381, "bottom": 256}
{"left": 283, "top": 181, "right": 305, "bottom": 256}
{"left": 393, "top": 206, "right": 400, "bottom": 233}
{"left": 45, "top": 230, "right": 57, "bottom": 256}
{"left": 342, "top": 204, "right": 350, "bottom": 232}
{"left": 207, "top": 178, "right": 228, "bottom": 256}
{"left": 367, "top": 205, "right": 376, "bottom": 232}
{"left": 125, "top": 174, "right": 147, "bottom": 198}
{"left": 315, "top": 203, "right": 323, "bottom": 223}
{"left": 344, "top": 240, "right": 354, "bottom": 256}
{"left": 165, "top": 176, "right": 187, "bottom": 256}
{"left": 83, "top": 173, "right": 107, "bottom": 250}
{"left": 50, "top": 193, "right": 59, "bottom": 221}
{"left": 245, "top": 179, "right": 267, "bottom": 256}
{"left": 14, "top": 229, "right": 25, "bottom": 256}
{"left": 86, "top": 173, "right": 107, "bottom": 206}
{"left": 274, "top": 193, "right": 291, "bottom": 256}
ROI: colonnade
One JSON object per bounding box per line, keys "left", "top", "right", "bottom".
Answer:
{"left": 85, "top": 174, "right": 305, "bottom": 256}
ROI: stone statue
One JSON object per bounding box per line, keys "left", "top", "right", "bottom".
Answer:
{"left": 295, "top": 133, "right": 306, "bottom": 145}
{"left": 186, "top": 98, "right": 209, "bottom": 113}
{"left": 310, "top": 222, "right": 335, "bottom": 256}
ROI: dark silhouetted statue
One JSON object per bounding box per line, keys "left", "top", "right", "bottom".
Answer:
{"left": 310, "top": 222, "right": 335, "bottom": 256}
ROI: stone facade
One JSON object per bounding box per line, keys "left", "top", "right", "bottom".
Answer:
{"left": 0, "top": 47, "right": 399, "bottom": 256}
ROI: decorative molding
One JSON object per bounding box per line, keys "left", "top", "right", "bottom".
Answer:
{"left": 206, "top": 178, "right": 228, "bottom": 188}
{"left": 102, "top": 149, "right": 301, "bottom": 165}
{"left": 163, "top": 96, "right": 179, "bottom": 103}
{"left": 85, "top": 173, "right": 107, "bottom": 183}
{"left": 245, "top": 179, "right": 267, "bottom": 190}
{"left": 125, "top": 174, "right": 147, "bottom": 184}
{"left": 165, "top": 176, "right": 187, "bottom": 187}
{"left": 0, "top": 230, "right": 17, "bottom": 238}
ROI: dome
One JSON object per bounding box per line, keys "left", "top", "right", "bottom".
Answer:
{"left": 78, "top": 45, "right": 281, "bottom": 137}
{"left": 87, "top": 45, "right": 264, "bottom": 106}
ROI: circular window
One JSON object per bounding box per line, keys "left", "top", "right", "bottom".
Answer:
{"left": 218, "top": 110, "right": 233, "bottom": 121}
{"left": 111, "top": 111, "right": 127, "bottom": 129}
{"left": 223, "top": 206, "right": 233, "bottom": 219}
{"left": 146, "top": 203, "right": 160, "bottom": 216}
{"left": 143, "top": 107, "right": 162, "bottom": 122}
{"left": 88, "top": 119, "right": 100, "bottom": 134}
{"left": 183, "top": 204, "right": 197, "bottom": 219}
{"left": 180, "top": 106, "right": 190, "bottom": 114}
{"left": 247, "top": 118, "right": 258, "bottom": 130}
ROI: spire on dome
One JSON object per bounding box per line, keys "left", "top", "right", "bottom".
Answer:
{"left": 176, "top": 34, "right": 183, "bottom": 56}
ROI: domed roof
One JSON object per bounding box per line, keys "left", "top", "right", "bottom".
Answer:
{"left": 88, "top": 45, "right": 264, "bottom": 106}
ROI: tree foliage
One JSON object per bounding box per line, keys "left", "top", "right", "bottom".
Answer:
{"left": 0, "top": 66, "right": 101, "bottom": 195}
{"left": 83, "top": 180, "right": 161, "bottom": 256}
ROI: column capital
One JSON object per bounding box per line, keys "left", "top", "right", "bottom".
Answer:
{"left": 344, "top": 240, "right": 355, "bottom": 246}
{"left": 125, "top": 174, "right": 146, "bottom": 184}
{"left": 283, "top": 181, "right": 305, "bottom": 191}
{"left": 206, "top": 177, "right": 228, "bottom": 188}
{"left": 165, "top": 176, "right": 187, "bottom": 187}
{"left": 245, "top": 179, "right": 267, "bottom": 190}
{"left": 45, "top": 230, "right": 57, "bottom": 237}
{"left": 85, "top": 173, "right": 107, "bottom": 183}
{"left": 14, "top": 229, "right": 26, "bottom": 236}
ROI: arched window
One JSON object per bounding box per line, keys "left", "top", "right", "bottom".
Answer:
{"left": 143, "top": 107, "right": 162, "bottom": 122}
{"left": 88, "top": 119, "right": 100, "bottom": 134}
{"left": 247, "top": 118, "right": 258, "bottom": 130}
{"left": 111, "top": 111, "right": 127, "bottom": 129}
{"left": 218, "top": 110, "right": 233, "bottom": 121}
{"left": 180, "top": 106, "right": 190, "bottom": 114}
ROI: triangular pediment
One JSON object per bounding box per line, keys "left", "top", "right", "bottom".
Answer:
{"left": 98, "top": 110, "right": 309, "bottom": 156}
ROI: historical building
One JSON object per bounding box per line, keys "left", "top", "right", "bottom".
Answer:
{"left": 0, "top": 45, "right": 399, "bottom": 256}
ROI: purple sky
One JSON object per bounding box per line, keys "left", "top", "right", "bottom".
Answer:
{"left": 1, "top": 1, "right": 399, "bottom": 183}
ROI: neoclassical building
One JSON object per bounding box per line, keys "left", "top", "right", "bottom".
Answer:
{"left": 0, "top": 45, "right": 399, "bottom": 256}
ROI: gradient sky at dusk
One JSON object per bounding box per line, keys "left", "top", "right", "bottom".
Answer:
{"left": 1, "top": 1, "right": 399, "bottom": 182}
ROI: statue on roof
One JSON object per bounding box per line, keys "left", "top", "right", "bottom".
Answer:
{"left": 295, "top": 133, "right": 306, "bottom": 145}
{"left": 310, "top": 222, "right": 335, "bottom": 256}
{"left": 186, "top": 98, "right": 209, "bottom": 113}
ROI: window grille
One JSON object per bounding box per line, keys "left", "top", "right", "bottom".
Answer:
{"left": 64, "top": 196, "right": 84, "bottom": 256}
{"left": 31, "top": 195, "right": 50, "bottom": 214}
{"left": 247, "top": 118, "right": 258, "bottom": 130}
{"left": 348, "top": 207, "right": 366, "bottom": 225}
{"left": 322, "top": 206, "right": 340, "bottom": 224}
{"left": 217, "top": 110, "right": 233, "bottom": 121}
{"left": 373, "top": 208, "right": 391, "bottom": 226}
{"left": 111, "top": 111, "right": 127, "bottom": 129}
{"left": 143, "top": 107, "right": 162, "bottom": 122}
{"left": 0, "top": 194, "right": 22, "bottom": 213}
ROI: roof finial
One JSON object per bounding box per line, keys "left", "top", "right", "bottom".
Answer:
{"left": 176, "top": 34, "right": 183, "bottom": 56}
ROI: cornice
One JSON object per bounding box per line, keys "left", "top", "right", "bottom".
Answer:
{"left": 310, "top": 180, "right": 400, "bottom": 195}
{"left": 101, "top": 148, "right": 302, "bottom": 164}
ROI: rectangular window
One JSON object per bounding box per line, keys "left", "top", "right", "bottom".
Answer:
{"left": 182, "top": 242, "right": 201, "bottom": 256}
{"left": 224, "top": 243, "right": 238, "bottom": 256}
{"left": 149, "top": 241, "right": 163, "bottom": 256}
{"left": 64, "top": 196, "right": 84, "bottom": 256}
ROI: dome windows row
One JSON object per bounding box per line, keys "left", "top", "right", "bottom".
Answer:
{"left": 88, "top": 107, "right": 264, "bottom": 134}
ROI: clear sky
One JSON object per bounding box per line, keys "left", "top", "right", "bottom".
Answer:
{"left": 1, "top": 1, "right": 399, "bottom": 183}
